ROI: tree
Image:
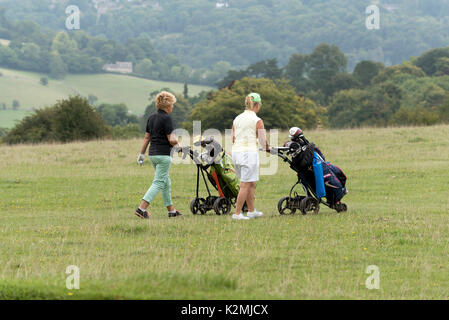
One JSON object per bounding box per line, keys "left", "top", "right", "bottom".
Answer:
{"left": 308, "top": 43, "right": 347, "bottom": 101}
{"left": 135, "top": 58, "right": 154, "bottom": 78}
{"left": 49, "top": 51, "right": 67, "bottom": 79}
{"left": 372, "top": 62, "right": 426, "bottom": 85}
{"left": 188, "top": 77, "right": 319, "bottom": 131}
{"left": 414, "top": 47, "right": 449, "bottom": 76}
{"left": 328, "top": 82, "right": 403, "bottom": 128}
{"left": 0, "top": 45, "right": 18, "bottom": 67}
{"left": 215, "top": 69, "right": 249, "bottom": 89}
{"left": 329, "top": 73, "right": 360, "bottom": 96}
{"left": 96, "top": 103, "right": 138, "bottom": 127}
{"left": 285, "top": 53, "right": 310, "bottom": 93}
{"left": 18, "top": 43, "right": 41, "bottom": 70}
{"left": 40, "top": 77, "right": 48, "bottom": 86}
{"left": 328, "top": 89, "right": 368, "bottom": 128}
{"left": 353, "top": 60, "right": 385, "bottom": 87}
{"left": 435, "top": 57, "right": 449, "bottom": 76}
{"left": 439, "top": 99, "right": 449, "bottom": 122}
{"left": 51, "top": 31, "right": 78, "bottom": 56}
{"left": 247, "top": 58, "right": 282, "bottom": 80}
{"left": 12, "top": 100, "right": 20, "bottom": 110}
{"left": 183, "top": 82, "right": 188, "bottom": 99}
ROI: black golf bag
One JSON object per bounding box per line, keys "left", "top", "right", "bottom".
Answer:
{"left": 275, "top": 129, "right": 348, "bottom": 214}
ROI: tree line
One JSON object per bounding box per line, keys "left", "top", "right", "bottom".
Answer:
{"left": 2, "top": 42, "right": 449, "bottom": 144}
{"left": 214, "top": 43, "right": 449, "bottom": 128}
{"left": 2, "top": 0, "right": 449, "bottom": 73}
{"left": 0, "top": 9, "right": 229, "bottom": 84}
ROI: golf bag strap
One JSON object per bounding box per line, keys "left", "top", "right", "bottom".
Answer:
{"left": 211, "top": 171, "right": 225, "bottom": 198}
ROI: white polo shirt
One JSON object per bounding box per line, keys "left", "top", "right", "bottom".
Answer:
{"left": 232, "top": 109, "right": 261, "bottom": 153}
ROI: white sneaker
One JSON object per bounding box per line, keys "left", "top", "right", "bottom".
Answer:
{"left": 247, "top": 210, "right": 263, "bottom": 218}
{"left": 232, "top": 213, "right": 250, "bottom": 220}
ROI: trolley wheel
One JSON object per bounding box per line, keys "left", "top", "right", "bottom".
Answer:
{"left": 277, "top": 197, "right": 297, "bottom": 215}
{"left": 213, "top": 197, "right": 231, "bottom": 215}
{"left": 299, "top": 197, "right": 320, "bottom": 215}
{"left": 334, "top": 203, "right": 347, "bottom": 213}
{"left": 190, "top": 198, "right": 206, "bottom": 215}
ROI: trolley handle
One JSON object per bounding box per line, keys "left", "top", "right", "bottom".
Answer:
{"left": 263, "top": 146, "right": 292, "bottom": 164}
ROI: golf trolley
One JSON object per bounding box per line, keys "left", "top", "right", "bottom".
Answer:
{"left": 272, "top": 147, "right": 347, "bottom": 215}
{"left": 178, "top": 137, "right": 246, "bottom": 215}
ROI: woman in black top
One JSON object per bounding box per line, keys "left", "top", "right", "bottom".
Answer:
{"left": 135, "top": 91, "right": 182, "bottom": 219}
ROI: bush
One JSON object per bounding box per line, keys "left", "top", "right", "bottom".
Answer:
{"left": 439, "top": 99, "right": 449, "bottom": 122}
{"left": 391, "top": 108, "right": 440, "bottom": 126}
{"left": 4, "top": 96, "right": 110, "bottom": 144}
{"left": 40, "top": 77, "right": 48, "bottom": 86}
{"left": 109, "top": 124, "right": 142, "bottom": 139}
{"left": 0, "top": 127, "right": 8, "bottom": 138}
{"left": 3, "top": 107, "right": 57, "bottom": 144}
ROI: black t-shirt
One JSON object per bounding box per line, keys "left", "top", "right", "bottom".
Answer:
{"left": 146, "top": 109, "right": 175, "bottom": 156}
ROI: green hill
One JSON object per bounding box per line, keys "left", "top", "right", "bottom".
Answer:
{"left": 0, "top": 67, "right": 212, "bottom": 128}
{"left": 0, "top": 109, "right": 31, "bottom": 128}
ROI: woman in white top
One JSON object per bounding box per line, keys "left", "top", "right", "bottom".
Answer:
{"left": 231, "top": 93, "right": 271, "bottom": 220}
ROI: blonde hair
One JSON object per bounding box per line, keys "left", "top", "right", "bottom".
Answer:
{"left": 245, "top": 95, "right": 259, "bottom": 110}
{"left": 155, "top": 91, "right": 176, "bottom": 110}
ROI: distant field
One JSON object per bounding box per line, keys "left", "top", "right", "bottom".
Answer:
{"left": 0, "top": 125, "right": 448, "bottom": 299}
{"left": 0, "top": 67, "right": 213, "bottom": 120}
{"left": 0, "top": 109, "right": 32, "bottom": 128}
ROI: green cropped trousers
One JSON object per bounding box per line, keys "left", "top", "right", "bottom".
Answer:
{"left": 142, "top": 155, "right": 173, "bottom": 207}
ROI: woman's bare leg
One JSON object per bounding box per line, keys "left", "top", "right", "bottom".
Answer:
{"left": 139, "top": 200, "right": 149, "bottom": 210}
{"left": 235, "top": 182, "right": 250, "bottom": 215}
{"left": 245, "top": 182, "right": 256, "bottom": 212}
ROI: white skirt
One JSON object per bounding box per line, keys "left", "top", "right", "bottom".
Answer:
{"left": 232, "top": 152, "right": 259, "bottom": 182}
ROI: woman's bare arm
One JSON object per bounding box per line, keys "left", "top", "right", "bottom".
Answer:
{"left": 140, "top": 132, "right": 150, "bottom": 154}
{"left": 232, "top": 125, "right": 236, "bottom": 144}
{"left": 256, "top": 120, "right": 270, "bottom": 151}
{"left": 167, "top": 132, "right": 180, "bottom": 148}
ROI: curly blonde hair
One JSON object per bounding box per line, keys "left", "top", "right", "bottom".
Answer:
{"left": 156, "top": 91, "right": 176, "bottom": 110}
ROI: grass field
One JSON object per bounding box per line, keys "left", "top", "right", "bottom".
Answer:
{"left": 0, "top": 67, "right": 212, "bottom": 125}
{"left": 0, "top": 125, "right": 448, "bottom": 299}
